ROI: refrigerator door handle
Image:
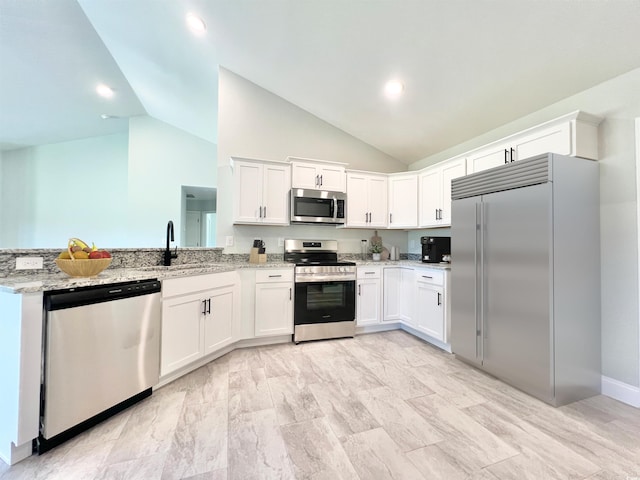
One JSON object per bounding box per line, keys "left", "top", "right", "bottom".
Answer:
{"left": 475, "top": 203, "right": 480, "bottom": 352}
{"left": 480, "top": 201, "right": 489, "bottom": 344}
{"left": 476, "top": 201, "right": 486, "bottom": 361}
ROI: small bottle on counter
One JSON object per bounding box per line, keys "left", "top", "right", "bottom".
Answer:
{"left": 361, "top": 239, "right": 368, "bottom": 260}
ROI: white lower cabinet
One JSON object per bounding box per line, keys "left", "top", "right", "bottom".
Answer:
{"left": 161, "top": 271, "right": 239, "bottom": 376}
{"left": 382, "top": 266, "right": 451, "bottom": 347}
{"left": 254, "top": 269, "right": 294, "bottom": 337}
{"left": 413, "top": 268, "right": 450, "bottom": 344}
{"left": 203, "top": 286, "right": 236, "bottom": 354}
{"left": 382, "top": 267, "right": 414, "bottom": 324}
{"left": 356, "top": 266, "right": 382, "bottom": 326}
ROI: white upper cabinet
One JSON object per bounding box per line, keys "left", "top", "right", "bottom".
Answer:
{"left": 466, "top": 111, "right": 601, "bottom": 174}
{"left": 419, "top": 157, "right": 466, "bottom": 227}
{"left": 346, "top": 171, "right": 388, "bottom": 228}
{"left": 288, "top": 157, "right": 347, "bottom": 192}
{"left": 387, "top": 172, "right": 418, "bottom": 229}
{"left": 231, "top": 157, "right": 290, "bottom": 225}
{"left": 466, "top": 140, "right": 512, "bottom": 174}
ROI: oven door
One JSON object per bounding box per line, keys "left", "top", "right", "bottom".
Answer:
{"left": 294, "top": 280, "right": 356, "bottom": 325}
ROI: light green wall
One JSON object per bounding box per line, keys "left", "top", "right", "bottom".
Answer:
{"left": 0, "top": 116, "right": 217, "bottom": 249}
{"left": 127, "top": 116, "right": 217, "bottom": 248}
{"left": 0, "top": 133, "right": 128, "bottom": 248}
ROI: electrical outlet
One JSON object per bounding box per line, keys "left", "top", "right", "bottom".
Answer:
{"left": 16, "top": 257, "right": 44, "bottom": 270}
{"left": 225, "top": 236, "right": 234, "bottom": 247}
{"left": 278, "top": 237, "right": 284, "bottom": 247}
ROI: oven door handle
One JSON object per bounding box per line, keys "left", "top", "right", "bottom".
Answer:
{"left": 295, "top": 275, "right": 356, "bottom": 283}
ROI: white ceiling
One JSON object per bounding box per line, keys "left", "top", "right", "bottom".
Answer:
{"left": 2, "top": 0, "right": 640, "bottom": 163}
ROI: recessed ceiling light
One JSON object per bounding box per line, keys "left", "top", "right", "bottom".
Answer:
{"left": 384, "top": 80, "right": 404, "bottom": 98}
{"left": 186, "top": 13, "right": 206, "bottom": 34}
{"left": 96, "top": 84, "right": 114, "bottom": 98}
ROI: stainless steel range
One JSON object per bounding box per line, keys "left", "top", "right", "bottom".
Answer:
{"left": 284, "top": 239, "right": 356, "bottom": 343}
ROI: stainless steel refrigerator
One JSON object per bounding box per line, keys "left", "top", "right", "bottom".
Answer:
{"left": 451, "top": 153, "right": 600, "bottom": 406}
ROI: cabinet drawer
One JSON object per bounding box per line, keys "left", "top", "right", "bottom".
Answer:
{"left": 255, "top": 269, "right": 294, "bottom": 283}
{"left": 357, "top": 266, "right": 381, "bottom": 279}
{"left": 415, "top": 269, "right": 444, "bottom": 286}
{"left": 162, "top": 271, "right": 238, "bottom": 298}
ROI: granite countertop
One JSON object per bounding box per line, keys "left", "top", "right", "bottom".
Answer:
{"left": 0, "top": 262, "right": 295, "bottom": 294}
{"left": 354, "top": 259, "right": 452, "bottom": 270}
{"left": 0, "top": 259, "right": 450, "bottom": 294}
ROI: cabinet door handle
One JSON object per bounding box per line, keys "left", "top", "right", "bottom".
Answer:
{"left": 315, "top": 174, "right": 319, "bottom": 187}
{"left": 437, "top": 292, "right": 441, "bottom": 306}
{"left": 504, "top": 149, "right": 509, "bottom": 164}
{"left": 510, "top": 147, "right": 515, "bottom": 162}
{"left": 289, "top": 288, "right": 292, "bottom": 300}
{"left": 439, "top": 208, "right": 443, "bottom": 220}
{"left": 263, "top": 205, "right": 267, "bottom": 218}
{"left": 422, "top": 275, "right": 433, "bottom": 279}
{"left": 358, "top": 284, "right": 361, "bottom": 296}
{"left": 202, "top": 299, "right": 207, "bottom": 316}
{"left": 268, "top": 274, "right": 282, "bottom": 278}
{"left": 435, "top": 208, "right": 438, "bottom": 220}
{"left": 365, "top": 271, "right": 375, "bottom": 275}
{"left": 207, "top": 298, "right": 211, "bottom": 314}
{"left": 259, "top": 206, "right": 263, "bottom": 218}
{"left": 389, "top": 213, "right": 393, "bottom": 223}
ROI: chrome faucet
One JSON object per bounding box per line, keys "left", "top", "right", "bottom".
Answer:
{"left": 164, "top": 220, "right": 178, "bottom": 266}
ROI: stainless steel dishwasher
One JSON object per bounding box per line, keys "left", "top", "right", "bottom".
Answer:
{"left": 39, "top": 279, "right": 161, "bottom": 453}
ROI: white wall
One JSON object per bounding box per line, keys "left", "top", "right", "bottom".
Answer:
{"left": 410, "top": 68, "right": 640, "bottom": 389}
{"left": 0, "top": 133, "right": 128, "bottom": 248}
{"left": 217, "top": 67, "right": 409, "bottom": 255}
{"left": 127, "top": 116, "right": 217, "bottom": 248}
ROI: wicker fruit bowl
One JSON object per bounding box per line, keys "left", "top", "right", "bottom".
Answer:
{"left": 55, "top": 237, "right": 112, "bottom": 277}
{"left": 55, "top": 258, "right": 112, "bottom": 277}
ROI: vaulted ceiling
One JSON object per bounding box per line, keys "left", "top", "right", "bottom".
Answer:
{"left": 2, "top": 0, "right": 639, "bottom": 163}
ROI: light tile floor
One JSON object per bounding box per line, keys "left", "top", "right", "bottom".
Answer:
{"left": 1, "top": 330, "right": 639, "bottom": 479}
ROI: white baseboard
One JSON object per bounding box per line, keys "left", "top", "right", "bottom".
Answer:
{"left": 0, "top": 440, "right": 31, "bottom": 466}
{"left": 601, "top": 375, "right": 640, "bottom": 408}
{"left": 356, "top": 323, "right": 400, "bottom": 335}
{"left": 400, "top": 324, "right": 452, "bottom": 353}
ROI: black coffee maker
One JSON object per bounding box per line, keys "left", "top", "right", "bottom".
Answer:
{"left": 421, "top": 236, "right": 451, "bottom": 263}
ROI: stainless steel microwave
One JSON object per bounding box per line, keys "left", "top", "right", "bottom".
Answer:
{"left": 290, "top": 189, "right": 346, "bottom": 225}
